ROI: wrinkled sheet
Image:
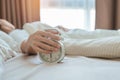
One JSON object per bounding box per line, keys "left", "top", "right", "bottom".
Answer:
{"left": 3, "top": 54, "right": 120, "bottom": 80}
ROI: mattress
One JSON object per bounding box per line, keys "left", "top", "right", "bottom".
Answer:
{"left": 3, "top": 54, "right": 120, "bottom": 80}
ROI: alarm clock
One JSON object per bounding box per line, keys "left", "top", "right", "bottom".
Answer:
{"left": 38, "top": 41, "right": 65, "bottom": 64}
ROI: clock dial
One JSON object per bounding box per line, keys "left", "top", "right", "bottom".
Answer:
{"left": 39, "top": 41, "right": 65, "bottom": 63}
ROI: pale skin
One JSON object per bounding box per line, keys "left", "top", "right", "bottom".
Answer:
{"left": 0, "top": 19, "right": 15, "bottom": 33}
{"left": 21, "top": 30, "right": 61, "bottom": 54}
{"left": 0, "top": 19, "right": 67, "bottom": 55}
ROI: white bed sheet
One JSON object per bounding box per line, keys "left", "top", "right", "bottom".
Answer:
{"left": 3, "top": 54, "right": 120, "bottom": 80}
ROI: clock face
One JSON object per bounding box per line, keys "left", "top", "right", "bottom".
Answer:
{"left": 39, "top": 41, "right": 65, "bottom": 63}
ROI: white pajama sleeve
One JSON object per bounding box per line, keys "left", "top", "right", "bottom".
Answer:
{"left": 66, "top": 29, "right": 120, "bottom": 39}
{"left": 63, "top": 36, "right": 120, "bottom": 58}
{"left": 9, "top": 29, "right": 29, "bottom": 52}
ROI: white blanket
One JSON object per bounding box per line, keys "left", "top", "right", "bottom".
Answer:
{"left": 1, "top": 21, "right": 120, "bottom": 80}
{"left": 3, "top": 55, "right": 120, "bottom": 80}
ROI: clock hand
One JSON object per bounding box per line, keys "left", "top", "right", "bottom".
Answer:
{"left": 50, "top": 53, "right": 52, "bottom": 62}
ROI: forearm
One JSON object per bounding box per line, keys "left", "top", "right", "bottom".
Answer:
{"left": 64, "top": 36, "right": 120, "bottom": 58}
{"left": 66, "top": 29, "right": 120, "bottom": 39}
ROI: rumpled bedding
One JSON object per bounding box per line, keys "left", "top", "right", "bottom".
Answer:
{"left": 1, "top": 21, "right": 120, "bottom": 80}
{"left": 0, "top": 31, "right": 18, "bottom": 61}
{"left": 3, "top": 55, "right": 120, "bottom": 80}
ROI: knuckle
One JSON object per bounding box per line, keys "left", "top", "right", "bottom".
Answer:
{"left": 41, "top": 38, "right": 48, "bottom": 43}
{"left": 48, "top": 46, "right": 54, "bottom": 50}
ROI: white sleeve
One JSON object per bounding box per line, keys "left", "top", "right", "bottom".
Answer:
{"left": 9, "top": 29, "right": 29, "bottom": 44}
{"left": 9, "top": 29, "right": 29, "bottom": 52}
{"left": 66, "top": 29, "right": 120, "bottom": 39}
{"left": 63, "top": 36, "right": 120, "bottom": 58}
{"left": 23, "top": 22, "right": 53, "bottom": 34}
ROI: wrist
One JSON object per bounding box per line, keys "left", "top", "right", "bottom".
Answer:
{"left": 21, "top": 40, "right": 35, "bottom": 55}
{"left": 21, "top": 40, "right": 28, "bottom": 54}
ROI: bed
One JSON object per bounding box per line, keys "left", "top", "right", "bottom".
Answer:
{"left": 1, "top": 22, "right": 120, "bottom": 80}
{"left": 3, "top": 54, "right": 120, "bottom": 80}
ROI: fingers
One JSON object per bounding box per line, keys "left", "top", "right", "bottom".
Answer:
{"left": 28, "top": 30, "right": 61, "bottom": 54}
{"left": 35, "top": 35, "right": 60, "bottom": 48}
{"left": 32, "top": 46, "right": 51, "bottom": 54}
{"left": 36, "top": 30, "right": 61, "bottom": 41}
{"left": 32, "top": 41, "right": 59, "bottom": 52}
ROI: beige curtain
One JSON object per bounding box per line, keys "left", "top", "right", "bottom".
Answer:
{"left": 95, "top": 0, "right": 120, "bottom": 30}
{"left": 0, "top": 0, "right": 40, "bottom": 29}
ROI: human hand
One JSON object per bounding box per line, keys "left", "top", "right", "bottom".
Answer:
{"left": 23, "top": 30, "right": 61, "bottom": 54}
{"left": 0, "top": 19, "right": 15, "bottom": 33}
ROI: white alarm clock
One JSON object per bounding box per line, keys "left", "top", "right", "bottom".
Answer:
{"left": 38, "top": 41, "right": 65, "bottom": 64}
{"left": 24, "top": 23, "right": 65, "bottom": 64}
